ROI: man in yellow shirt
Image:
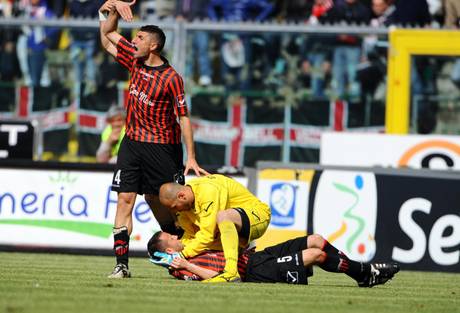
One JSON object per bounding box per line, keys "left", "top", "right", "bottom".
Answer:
{"left": 159, "top": 174, "right": 271, "bottom": 282}
{"left": 96, "top": 105, "right": 126, "bottom": 163}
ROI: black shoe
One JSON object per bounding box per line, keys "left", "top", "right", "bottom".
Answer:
{"left": 358, "top": 262, "right": 400, "bottom": 288}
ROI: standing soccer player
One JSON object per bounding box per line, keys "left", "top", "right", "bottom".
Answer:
{"left": 99, "top": 0, "right": 208, "bottom": 278}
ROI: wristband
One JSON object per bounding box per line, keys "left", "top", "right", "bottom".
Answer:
{"left": 99, "top": 10, "right": 107, "bottom": 21}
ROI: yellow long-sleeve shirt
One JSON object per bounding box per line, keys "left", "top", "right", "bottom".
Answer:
{"left": 179, "top": 174, "right": 269, "bottom": 258}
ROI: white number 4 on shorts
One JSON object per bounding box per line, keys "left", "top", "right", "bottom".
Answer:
{"left": 114, "top": 170, "right": 122, "bottom": 185}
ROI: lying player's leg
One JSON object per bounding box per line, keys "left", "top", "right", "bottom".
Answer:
{"left": 306, "top": 234, "right": 400, "bottom": 287}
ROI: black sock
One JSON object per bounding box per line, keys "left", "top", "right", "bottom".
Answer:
{"left": 318, "top": 253, "right": 341, "bottom": 273}
{"left": 113, "top": 227, "right": 129, "bottom": 267}
{"left": 319, "top": 253, "right": 370, "bottom": 281}
{"left": 322, "top": 240, "right": 349, "bottom": 260}
{"left": 339, "top": 258, "right": 371, "bottom": 281}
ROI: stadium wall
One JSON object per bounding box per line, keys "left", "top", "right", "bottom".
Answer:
{"left": 0, "top": 161, "right": 247, "bottom": 256}
{"left": 255, "top": 161, "right": 460, "bottom": 273}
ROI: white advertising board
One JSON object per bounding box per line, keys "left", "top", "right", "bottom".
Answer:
{"left": 321, "top": 132, "right": 460, "bottom": 170}
{"left": 313, "top": 170, "right": 378, "bottom": 262}
{"left": 0, "top": 168, "right": 247, "bottom": 252}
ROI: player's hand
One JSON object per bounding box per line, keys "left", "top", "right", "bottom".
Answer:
{"left": 149, "top": 251, "right": 181, "bottom": 268}
{"left": 100, "top": 0, "right": 116, "bottom": 13}
{"left": 115, "top": 0, "right": 136, "bottom": 22}
{"left": 184, "top": 158, "right": 209, "bottom": 177}
{"left": 170, "top": 256, "right": 189, "bottom": 270}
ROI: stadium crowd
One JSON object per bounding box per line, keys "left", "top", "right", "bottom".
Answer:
{"left": 0, "top": 0, "right": 459, "bottom": 161}
{"left": 0, "top": 0, "right": 457, "bottom": 93}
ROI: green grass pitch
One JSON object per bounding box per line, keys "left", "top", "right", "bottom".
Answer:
{"left": 1, "top": 252, "right": 459, "bottom": 313}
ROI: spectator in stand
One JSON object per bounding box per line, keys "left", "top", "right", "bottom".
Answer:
{"left": 69, "top": 0, "right": 104, "bottom": 96}
{"left": 444, "top": 0, "right": 460, "bottom": 88}
{"left": 96, "top": 105, "right": 126, "bottom": 164}
{"left": 308, "top": 0, "right": 370, "bottom": 100}
{"left": 45, "top": 0, "right": 66, "bottom": 17}
{"left": 175, "top": 0, "right": 212, "bottom": 86}
{"left": 445, "top": 0, "right": 460, "bottom": 28}
{"left": 370, "top": 0, "right": 397, "bottom": 26}
{"left": 273, "top": 0, "right": 311, "bottom": 23}
{"left": 97, "top": 50, "right": 128, "bottom": 105}
{"left": 427, "top": 0, "right": 443, "bottom": 26}
{"left": 298, "top": 0, "right": 336, "bottom": 98}
{"left": 139, "top": 0, "right": 177, "bottom": 20}
{"left": 18, "top": 0, "right": 57, "bottom": 87}
{"left": 371, "top": 0, "right": 430, "bottom": 27}
{"left": 330, "top": 0, "right": 371, "bottom": 100}
{"left": 208, "top": 0, "right": 273, "bottom": 90}
{"left": 394, "top": 0, "right": 430, "bottom": 27}
{"left": 0, "top": 1, "right": 12, "bottom": 18}
{"left": 300, "top": 33, "right": 334, "bottom": 98}
{"left": 0, "top": 0, "right": 20, "bottom": 83}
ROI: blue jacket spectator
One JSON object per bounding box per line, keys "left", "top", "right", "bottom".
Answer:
{"left": 22, "top": 0, "right": 57, "bottom": 87}
{"left": 69, "top": 0, "right": 103, "bottom": 41}
{"left": 26, "top": 0, "right": 56, "bottom": 52}
{"left": 208, "top": 0, "right": 273, "bottom": 22}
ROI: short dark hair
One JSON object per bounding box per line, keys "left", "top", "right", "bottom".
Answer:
{"left": 140, "top": 25, "right": 166, "bottom": 53}
{"left": 147, "top": 231, "right": 165, "bottom": 258}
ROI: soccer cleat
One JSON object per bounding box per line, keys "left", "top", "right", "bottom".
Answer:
{"left": 358, "top": 262, "right": 400, "bottom": 288}
{"left": 108, "top": 263, "right": 131, "bottom": 278}
{"left": 203, "top": 271, "right": 241, "bottom": 283}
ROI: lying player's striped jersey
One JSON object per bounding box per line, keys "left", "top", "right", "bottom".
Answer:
{"left": 170, "top": 249, "right": 254, "bottom": 281}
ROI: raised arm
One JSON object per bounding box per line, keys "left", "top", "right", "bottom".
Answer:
{"left": 99, "top": 0, "right": 120, "bottom": 57}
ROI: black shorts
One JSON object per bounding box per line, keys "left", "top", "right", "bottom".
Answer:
{"left": 234, "top": 208, "right": 250, "bottom": 240}
{"left": 111, "top": 136, "right": 184, "bottom": 195}
{"left": 245, "top": 236, "right": 313, "bottom": 285}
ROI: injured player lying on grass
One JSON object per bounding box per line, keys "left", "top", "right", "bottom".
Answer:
{"left": 147, "top": 231, "right": 400, "bottom": 286}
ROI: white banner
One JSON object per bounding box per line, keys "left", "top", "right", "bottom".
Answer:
{"left": 0, "top": 168, "right": 247, "bottom": 252}
{"left": 320, "top": 132, "right": 460, "bottom": 170}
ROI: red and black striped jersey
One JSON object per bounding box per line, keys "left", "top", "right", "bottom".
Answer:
{"left": 116, "top": 36, "right": 188, "bottom": 143}
{"left": 170, "top": 249, "right": 254, "bottom": 281}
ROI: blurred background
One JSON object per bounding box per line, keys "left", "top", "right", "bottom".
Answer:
{"left": 0, "top": 0, "right": 459, "bottom": 167}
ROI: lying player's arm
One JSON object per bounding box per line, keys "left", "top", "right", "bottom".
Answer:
{"left": 171, "top": 257, "right": 218, "bottom": 280}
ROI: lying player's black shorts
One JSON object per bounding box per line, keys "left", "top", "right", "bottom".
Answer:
{"left": 111, "top": 136, "right": 184, "bottom": 195}
{"left": 245, "top": 236, "right": 313, "bottom": 284}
